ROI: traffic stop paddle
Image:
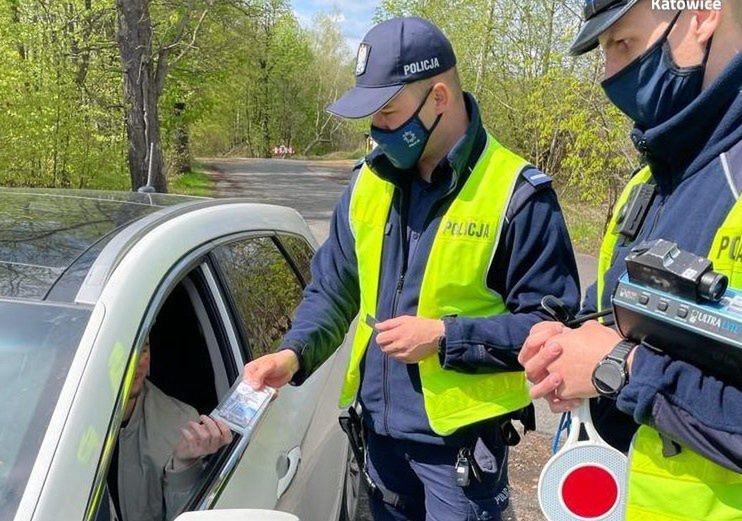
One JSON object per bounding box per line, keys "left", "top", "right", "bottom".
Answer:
{"left": 537, "top": 400, "right": 627, "bottom": 521}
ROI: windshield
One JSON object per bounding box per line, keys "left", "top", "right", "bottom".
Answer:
{"left": 0, "top": 300, "right": 91, "bottom": 520}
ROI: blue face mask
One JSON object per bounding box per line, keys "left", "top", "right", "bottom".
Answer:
{"left": 601, "top": 12, "right": 712, "bottom": 130}
{"left": 370, "top": 87, "right": 442, "bottom": 170}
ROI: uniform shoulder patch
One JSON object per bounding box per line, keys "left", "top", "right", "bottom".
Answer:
{"left": 520, "top": 167, "right": 552, "bottom": 189}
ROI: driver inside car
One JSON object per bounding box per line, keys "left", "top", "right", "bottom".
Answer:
{"left": 99, "top": 338, "right": 233, "bottom": 521}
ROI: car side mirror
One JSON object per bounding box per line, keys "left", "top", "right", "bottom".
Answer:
{"left": 174, "top": 510, "right": 300, "bottom": 521}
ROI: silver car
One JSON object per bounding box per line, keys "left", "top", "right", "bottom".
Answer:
{"left": 0, "top": 189, "right": 360, "bottom": 521}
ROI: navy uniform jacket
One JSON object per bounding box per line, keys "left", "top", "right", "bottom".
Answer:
{"left": 281, "top": 93, "right": 581, "bottom": 445}
{"left": 586, "top": 52, "right": 742, "bottom": 471}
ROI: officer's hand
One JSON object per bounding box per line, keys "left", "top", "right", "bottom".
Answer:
{"left": 520, "top": 321, "right": 565, "bottom": 383}
{"left": 538, "top": 320, "right": 622, "bottom": 401}
{"left": 244, "top": 350, "right": 299, "bottom": 390}
{"left": 375, "top": 316, "right": 444, "bottom": 364}
{"left": 521, "top": 321, "right": 582, "bottom": 413}
{"left": 173, "top": 415, "right": 233, "bottom": 466}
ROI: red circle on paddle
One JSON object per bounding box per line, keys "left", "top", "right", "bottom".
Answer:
{"left": 561, "top": 464, "right": 619, "bottom": 518}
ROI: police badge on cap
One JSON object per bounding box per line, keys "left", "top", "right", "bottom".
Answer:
{"left": 356, "top": 43, "right": 370, "bottom": 76}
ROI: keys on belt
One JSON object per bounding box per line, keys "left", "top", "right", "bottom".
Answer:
{"left": 455, "top": 447, "right": 482, "bottom": 487}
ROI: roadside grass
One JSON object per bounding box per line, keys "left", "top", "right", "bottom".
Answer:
{"left": 169, "top": 163, "right": 215, "bottom": 197}
{"left": 558, "top": 189, "right": 608, "bottom": 257}
{"left": 307, "top": 148, "right": 366, "bottom": 161}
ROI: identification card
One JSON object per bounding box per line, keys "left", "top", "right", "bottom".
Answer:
{"left": 211, "top": 379, "right": 275, "bottom": 436}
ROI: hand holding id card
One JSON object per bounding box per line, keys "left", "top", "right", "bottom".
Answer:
{"left": 211, "top": 379, "right": 275, "bottom": 436}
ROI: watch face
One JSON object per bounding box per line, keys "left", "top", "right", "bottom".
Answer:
{"left": 593, "top": 361, "right": 625, "bottom": 395}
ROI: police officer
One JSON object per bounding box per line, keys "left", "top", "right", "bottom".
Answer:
{"left": 520, "top": 1, "right": 742, "bottom": 519}
{"left": 245, "top": 17, "right": 580, "bottom": 520}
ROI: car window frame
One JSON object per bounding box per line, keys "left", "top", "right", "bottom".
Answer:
{"left": 274, "top": 232, "right": 315, "bottom": 288}
{"left": 86, "top": 229, "right": 315, "bottom": 519}
{"left": 84, "top": 246, "right": 246, "bottom": 521}
{"left": 181, "top": 230, "right": 314, "bottom": 511}
{"left": 208, "top": 232, "right": 309, "bottom": 363}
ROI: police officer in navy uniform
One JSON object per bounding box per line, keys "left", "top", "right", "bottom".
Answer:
{"left": 520, "top": 1, "right": 742, "bottom": 519}
{"left": 245, "top": 18, "right": 581, "bottom": 520}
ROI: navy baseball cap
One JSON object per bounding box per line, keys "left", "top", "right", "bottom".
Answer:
{"left": 570, "top": 0, "right": 641, "bottom": 56}
{"left": 327, "top": 17, "right": 457, "bottom": 119}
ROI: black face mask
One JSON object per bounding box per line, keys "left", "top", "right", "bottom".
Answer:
{"left": 601, "top": 11, "right": 713, "bottom": 129}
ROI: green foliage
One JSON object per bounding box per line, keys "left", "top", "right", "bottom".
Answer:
{"left": 1, "top": 0, "right": 639, "bottom": 245}
{"left": 0, "top": 0, "right": 127, "bottom": 189}
{"left": 188, "top": 6, "right": 362, "bottom": 158}
{"left": 375, "top": 0, "right": 639, "bottom": 214}
{"left": 0, "top": 1, "right": 361, "bottom": 190}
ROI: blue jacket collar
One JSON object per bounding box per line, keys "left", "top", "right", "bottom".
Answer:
{"left": 366, "top": 92, "right": 487, "bottom": 192}
{"left": 634, "top": 51, "right": 742, "bottom": 193}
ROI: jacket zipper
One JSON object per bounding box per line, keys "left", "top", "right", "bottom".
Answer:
{"left": 383, "top": 188, "right": 409, "bottom": 435}
{"left": 382, "top": 178, "right": 459, "bottom": 434}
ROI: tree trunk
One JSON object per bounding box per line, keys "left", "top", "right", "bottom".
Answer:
{"left": 116, "top": 0, "right": 167, "bottom": 193}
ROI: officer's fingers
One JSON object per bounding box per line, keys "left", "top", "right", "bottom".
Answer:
{"left": 529, "top": 373, "right": 562, "bottom": 400}
{"left": 381, "top": 341, "right": 404, "bottom": 356}
{"left": 529, "top": 321, "right": 564, "bottom": 338}
{"left": 376, "top": 329, "right": 398, "bottom": 346}
{"left": 220, "top": 424, "right": 234, "bottom": 445}
{"left": 245, "top": 358, "right": 274, "bottom": 389}
{"left": 523, "top": 342, "right": 562, "bottom": 382}
{"left": 375, "top": 317, "right": 403, "bottom": 331}
{"left": 377, "top": 341, "right": 395, "bottom": 354}
{"left": 547, "top": 394, "right": 582, "bottom": 413}
{"left": 520, "top": 324, "right": 564, "bottom": 365}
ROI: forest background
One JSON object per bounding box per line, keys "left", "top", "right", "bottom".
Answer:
{"left": 0, "top": 0, "right": 641, "bottom": 253}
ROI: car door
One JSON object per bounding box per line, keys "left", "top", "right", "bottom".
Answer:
{"left": 208, "top": 234, "right": 336, "bottom": 511}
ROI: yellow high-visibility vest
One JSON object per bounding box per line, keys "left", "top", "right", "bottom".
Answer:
{"left": 598, "top": 166, "right": 742, "bottom": 520}
{"left": 341, "top": 135, "right": 532, "bottom": 435}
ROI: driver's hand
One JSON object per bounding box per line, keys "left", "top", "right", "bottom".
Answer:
{"left": 173, "top": 415, "right": 233, "bottom": 465}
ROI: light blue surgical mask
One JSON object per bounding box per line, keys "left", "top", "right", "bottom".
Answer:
{"left": 601, "top": 11, "right": 713, "bottom": 130}
{"left": 370, "top": 87, "right": 442, "bottom": 170}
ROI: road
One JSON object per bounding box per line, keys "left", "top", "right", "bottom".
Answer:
{"left": 202, "top": 157, "right": 599, "bottom": 521}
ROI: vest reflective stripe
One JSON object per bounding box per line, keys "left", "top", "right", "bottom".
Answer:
{"left": 598, "top": 167, "right": 742, "bottom": 520}
{"left": 341, "top": 136, "right": 532, "bottom": 435}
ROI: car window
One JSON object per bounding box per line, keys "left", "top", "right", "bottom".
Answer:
{"left": 0, "top": 301, "right": 90, "bottom": 521}
{"left": 212, "top": 236, "right": 304, "bottom": 359}
{"left": 92, "top": 265, "right": 243, "bottom": 521}
{"left": 277, "top": 233, "right": 315, "bottom": 286}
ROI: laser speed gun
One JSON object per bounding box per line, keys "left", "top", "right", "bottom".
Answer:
{"left": 612, "top": 239, "right": 742, "bottom": 385}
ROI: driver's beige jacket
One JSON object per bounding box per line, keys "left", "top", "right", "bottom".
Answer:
{"left": 111, "top": 379, "right": 203, "bottom": 521}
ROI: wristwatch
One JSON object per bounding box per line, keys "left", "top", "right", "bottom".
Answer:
{"left": 592, "top": 340, "right": 637, "bottom": 399}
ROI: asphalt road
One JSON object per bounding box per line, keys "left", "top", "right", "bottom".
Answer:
{"left": 202, "top": 157, "right": 599, "bottom": 521}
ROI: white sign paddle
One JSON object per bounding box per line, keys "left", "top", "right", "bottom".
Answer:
{"left": 538, "top": 401, "right": 628, "bottom": 521}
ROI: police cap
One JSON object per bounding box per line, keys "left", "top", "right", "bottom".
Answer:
{"left": 570, "top": 0, "right": 642, "bottom": 56}
{"left": 327, "top": 17, "right": 457, "bottom": 119}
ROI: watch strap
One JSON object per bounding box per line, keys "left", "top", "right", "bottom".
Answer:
{"left": 607, "top": 339, "right": 637, "bottom": 365}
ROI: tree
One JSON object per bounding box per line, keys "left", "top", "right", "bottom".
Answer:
{"left": 374, "top": 0, "right": 637, "bottom": 211}
{"left": 302, "top": 13, "right": 354, "bottom": 156}
{"left": 116, "top": 0, "right": 218, "bottom": 192}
